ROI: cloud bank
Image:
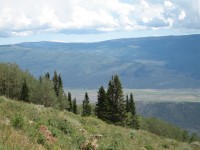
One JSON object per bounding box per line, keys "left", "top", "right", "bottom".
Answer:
{"left": 0, "top": 0, "right": 199, "bottom": 37}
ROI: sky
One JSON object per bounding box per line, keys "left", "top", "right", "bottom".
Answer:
{"left": 0, "top": 0, "right": 200, "bottom": 45}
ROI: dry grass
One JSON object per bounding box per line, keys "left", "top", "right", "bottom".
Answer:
{"left": 0, "top": 96, "right": 199, "bottom": 150}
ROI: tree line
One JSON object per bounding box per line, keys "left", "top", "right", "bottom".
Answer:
{"left": 0, "top": 63, "right": 139, "bottom": 129}
{"left": 81, "top": 75, "right": 139, "bottom": 129}
{"left": 1, "top": 63, "right": 199, "bottom": 142}
{"left": 0, "top": 63, "right": 77, "bottom": 114}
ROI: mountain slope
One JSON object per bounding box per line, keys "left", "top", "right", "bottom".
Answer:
{"left": 136, "top": 101, "right": 200, "bottom": 135}
{"left": 0, "top": 96, "right": 199, "bottom": 150}
{"left": 0, "top": 34, "right": 200, "bottom": 88}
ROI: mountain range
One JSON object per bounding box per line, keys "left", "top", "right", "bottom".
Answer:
{"left": 0, "top": 34, "right": 200, "bottom": 88}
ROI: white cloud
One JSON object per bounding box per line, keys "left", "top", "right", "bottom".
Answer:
{"left": 0, "top": 0, "right": 199, "bottom": 37}
{"left": 178, "top": 10, "right": 186, "bottom": 20}
{"left": 164, "top": 1, "right": 173, "bottom": 8}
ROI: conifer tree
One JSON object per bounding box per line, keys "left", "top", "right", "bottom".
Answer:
{"left": 82, "top": 92, "right": 91, "bottom": 117}
{"left": 68, "top": 92, "right": 72, "bottom": 111}
{"left": 125, "top": 93, "right": 139, "bottom": 129}
{"left": 129, "top": 93, "right": 136, "bottom": 116}
{"left": 126, "top": 94, "right": 130, "bottom": 113}
{"left": 95, "top": 86, "right": 108, "bottom": 121}
{"left": 58, "top": 74, "right": 63, "bottom": 89}
{"left": 107, "top": 75, "right": 126, "bottom": 125}
{"left": 72, "top": 98, "right": 77, "bottom": 114}
{"left": 45, "top": 72, "right": 50, "bottom": 79}
{"left": 57, "top": 89, "right": 64, "bottom": 110}
{"left": 134, "top": 115, "right": 140, "bottom": 130}
{"left": 39, "top": 76, "right": 42, "bottom": 83}
{"left": 20, "top": 80, "right": 29, "bottom": 103}
{"left": 52, "top": 71, "right": 59, "bottom": 97}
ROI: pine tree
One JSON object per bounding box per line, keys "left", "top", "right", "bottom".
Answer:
{"left": 57, "top": 89, "right": 64, "bottom": 110}
{"left": 82, "top": 92, "right": 91, "bottom": 117}
{"left": 68, "top": 92, "right": 72, "bottom": 111}
{"left": 107, "top": 75, "right": 126, "bottom": 125}
{"left": 72, "top": 98, "right": 77, "bottom": 114}
{"left": 107, "top": 79, "right": 115, "bottom": 123}
{"left": 45, "top": 72, "right": 50, "bottom": 79}
{"left": 52, "top": 71, "right": 59, "bottom": 97}
{"left": 58, "top": 74, "right": 63, "bottom": 89}
{"left": 134, "top": 115, "right": 140, "bottom": 130}
{"left": 95, "top": 86, "right": 108, "bottom": 121}
{"left": 20, "top": 80, "right": 29, "bottom": 103}
{"left": 129, "top": 93, "right": 136, "bottom": 116}
{"left": 126, "top": 94, "right": 130, "bottom": 113}
{"left": 125, "top": 93, "right": 139, "bottom": 129}
{"left": 39, "top": 76, "right": 42, "bottom": 83}
{"left": 189, "top": 133, "right": 199, "bottom": 143}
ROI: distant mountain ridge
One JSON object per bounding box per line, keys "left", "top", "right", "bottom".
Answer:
{"left": 0, "top": 34, "right": 200, "bottom": 88}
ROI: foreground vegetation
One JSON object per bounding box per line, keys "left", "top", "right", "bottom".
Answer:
{"left": 1, "top": 63, "right": 199, "bottom": 149}
{"left": 0, "top": 96, "right": 199, "bottom": 150}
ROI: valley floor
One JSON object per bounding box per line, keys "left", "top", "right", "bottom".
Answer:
{"left": 66, "top": 88, "right": 200, "bottom": 103}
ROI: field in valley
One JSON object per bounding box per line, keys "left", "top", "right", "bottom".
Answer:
{"left": 65, "top": 89, "right": 200, "bottom": 103}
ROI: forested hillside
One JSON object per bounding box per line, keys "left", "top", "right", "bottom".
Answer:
{"left": 136, "top": 101, "right": 200, "bottom": 136}
{"left": 0, "top": 34, "right": 200, "bottom": 88}
{"left": 0, "top": 63, "right": 70, "bottom": 110}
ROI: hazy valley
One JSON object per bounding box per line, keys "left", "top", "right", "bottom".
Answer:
{"left": 0, "top": 34, "right": 200, "bottom": 89}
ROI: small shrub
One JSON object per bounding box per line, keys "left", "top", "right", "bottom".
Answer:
{"left": 11, "top": 114, "right": 24, "bottom": 129}
{"left": 50, "top": 128, "right": 60, "bottom": 137}
{"left": 162, "top": 144, "right": 170, "bottom": 149}
{"left": 37, "top": 133, "right": 45, "bottom": 145}
{"left": 129, "top": 130, "right": 136, "bottom": 139}
{"left": 145, "top": 145, "right": 155, "bottom": 150}
{"left": 47, "top": 118, "right": 71, "bottom": 135}
{"left": 0, "top": 97, "right": 5, "bottom": 103}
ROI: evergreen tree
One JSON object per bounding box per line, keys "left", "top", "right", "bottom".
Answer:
{"left": 125, "top": 93, "right": 139, "bottom": 129}
{"left": 68, "top": 92, "right": 72, "bottom": 111}
{"left": 182, "top": 131, "right": 189, "bottom": 142}
{"left": 95, "top": 86, "right": 108, "bottom": 121}
{"left": 189, "top": 133, "right": 199, "bottom": 143}
{"left": 39, "top": 76, "right": 42, "bottom": 83}
{"left": 45, "top": 72, "right": 50, "bottom": 79}
{"left": 107, "top": 79, "right": 115, "bottom": 123}
{"left": 57, "top": 89, "right": 64, "bottom": 110}
{"left": 20, "top": 80, "right": 29, "bottom": 103}
{"left": 52, "top": 71, "right": 59, "bottom": 97}
{"left": 72, "top": 98, "right": 77, "bottom": 114}
{"left": 126, "top": 95, "right": 130, "bottom": 113}
{"left": 107, "top": 75, "right": 126, "bottom": 125}
{"left": 134, "top": 115, "right": 140, "bottom": 130}
{"left": 129, "top": 93, "right": 136, "bottom": 116}
{"left": 0, "top": 77, "right": 6, "bottom": 96}
{"left": 82, "top": 92, "right": 91, "bottom": 117}
{"left": 58, "top": 74, "right": 63, "bottom": 89}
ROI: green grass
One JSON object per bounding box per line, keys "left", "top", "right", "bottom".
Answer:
{"left": 0, "top": 96, "right": 199, "bottom": 150}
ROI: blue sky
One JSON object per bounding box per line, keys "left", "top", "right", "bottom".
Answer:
{"left": 0, "top": 0, "right": 200, "bottom": 45}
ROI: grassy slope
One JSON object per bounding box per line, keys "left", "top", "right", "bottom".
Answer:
{"left": 0, "top": 96, "right": 199, "bottom": 150}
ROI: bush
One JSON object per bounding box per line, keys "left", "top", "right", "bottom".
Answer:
{"left": 0, "top": 97, "right": 5, "bottom": 103}
{"left": 129, "top": 130, "right": 136, "bottom": 139}
{"left": 37, "top": 133, "right": 45, "bottom": 145}
{"left": 47, "top": 118, "right": 71, "bottom": 135}
{"left": 145, "top": 145, "right": 155, "bottom": 150}
{"left": 11, "top": 114, "right": 24, "bottom": 129}
{"left": 162, "top": 144, "right": 170, "bottom": 149}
